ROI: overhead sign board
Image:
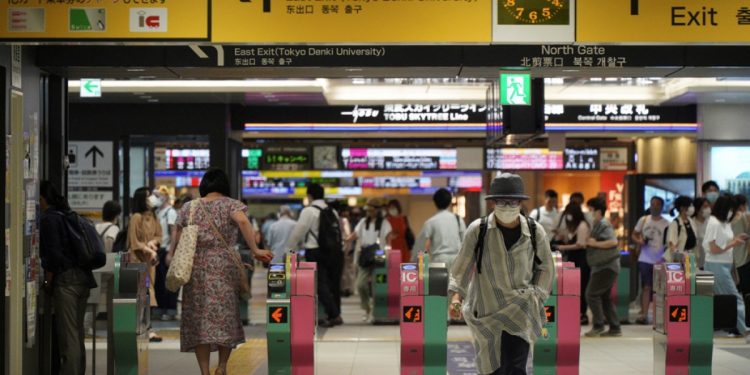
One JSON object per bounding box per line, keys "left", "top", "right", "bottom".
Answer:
{"left": 68, "top": 141, "right": 113, "bottom": 188}
{"left": 341, "top": 148, "right": 458, "bottom": 171}
{"left": 577, "top": 0, "right": 750, "bottom": 43}
{"left": 500, "top": 73, "right": 532, "bottom": 106}
{"left": 493, "top": 0, "right": 575, "bottom": 43}
{"left": 486, "top": 148, "right": 563, "bottom": 170}
{"left": 211, "top": 0, "right": 491, "bottom": 43}
{"left": 0, "top": 1, "right": 209, "bottom": 40}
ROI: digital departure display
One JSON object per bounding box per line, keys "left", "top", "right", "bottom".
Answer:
{"left": 564, "top": 147, "right": 600, "bottom": 170}
{"left": 486, "top": 148, "right": 563, "bottom": 170}
{"left": 262, "top": 146, "right": 311, "bottom": 171}
{"left": 341, "top": 148, "right": 457, "bottom": 170}
{"left": 242, "top": 148, "right": 263, "bottom": 170}
{"left": 165, "top": 149, "right": 210, "bottom": 171}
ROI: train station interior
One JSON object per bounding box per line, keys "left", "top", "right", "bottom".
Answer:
{"left": 2, "top": 1, "right": 750, "bottom": 375}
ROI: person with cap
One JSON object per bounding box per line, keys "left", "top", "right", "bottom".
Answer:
{"left": 267, "top": 205, "right": 298, "bottom": 263}
{"left": 346, "top": 198, "right": 395, "bottom": 323}
{"left": 449, "top": 173, "right": 555, "bottom": 375}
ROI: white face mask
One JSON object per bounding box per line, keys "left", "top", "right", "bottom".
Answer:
{"left": 148, "top": 195, "right": 162, "bottom": 208}
{"left": 706, "top": 192, "right": 719, "bottom": 204}
{"left": 388, "top": 208, "right": 399, "bottom": 216}
{"left": 495, "top": 206, "right": 520, "bottom": 224}
{"left": 702, "top": 207, "right": 711, "bottom": 219}
{"left": 687, "top": 206, "right": 695, "bottom": 217}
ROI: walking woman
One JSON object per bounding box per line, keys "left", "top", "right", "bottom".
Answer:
{"left": 555, "top": 203, "right": 591, "bottom": 325}
{"left": 692, "top": 197, "right": 711, "bottom": 269}
{"left": 386, "top": 199, "right": 412, "bottom": 263}
{"left": 172, "top": 168, "right": 272, "bottom": 375}
{"left": 665, "top": 196, "right": 698, "bottom": 263}
{"left": 128, "top": 186, "right": 163, "bottom": 342}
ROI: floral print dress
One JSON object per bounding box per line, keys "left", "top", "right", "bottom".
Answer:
{"left": 176, "top": 197, "right": 247, "bottom": 352}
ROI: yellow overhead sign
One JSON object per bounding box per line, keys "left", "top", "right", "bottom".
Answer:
{"left": 212, "top": 0, "right": 491, "bottom": 43}
{"left": 0, "top": 0, "right": 208, "bottom": 40}
{"left": 577, "top": 0, "right": 750, "bottom": 43}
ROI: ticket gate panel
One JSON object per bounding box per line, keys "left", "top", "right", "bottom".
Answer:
{"left": 533, "top": 297, "right": 557, "bottom": 375}
{"left": 423, "top": 266, "right": 448, "bottom": 375}
{"left": 689, "top": 295, "right": 712, "bottom": 375}
{"left": 373, "top": 249, "right": 390, "bottom": 322}
{"left": 556, "top": 295, "right": 580, "bottom": 375}
{"left": 291, "top": 264, "right": 316, "bottom": 375}
{"left": 400, "top": 295, "right": 424, "bottom": 375}
{"left": 268, "top": 302, "right": 292, "bottom": 375}
{"left": 387, "top": 249, "right": 403, "bottom": 320}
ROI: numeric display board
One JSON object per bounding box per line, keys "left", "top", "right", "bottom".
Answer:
{"left": 341, "top": 148, "right": 457, "bottom": 171}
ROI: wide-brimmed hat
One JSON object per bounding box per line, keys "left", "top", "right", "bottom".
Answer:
{"left": 484, "top": 173, "right": 530, "bottom": 201}
{"left": 365, "top": 198, "right": 382, "bottom": 208}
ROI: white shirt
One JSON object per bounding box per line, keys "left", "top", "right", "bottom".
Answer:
{"left": 353, "top": 217, "right": 392, "bottom": 266}
{"left": 268, "top": 216, "right": 298, "bottom": 263}
{"left": 285, "top": 200, "right": 337, "bottom": 251}
{"left": 156, "top": 205, "right": 178, "bottom": 249}
{"left": 529, "top": 206, "right": 559, "bottom": 241}
{"left": 95, "top": 222, "right": 120, "bottom": 253}
{"left": 703, "top": 216, "right": 735, "bottom": 264}
{"left": 412, "top": 210, "right": 466, "bottom": 265}
{"left": 635, "top": 215, "right": 670, "bottom": 264}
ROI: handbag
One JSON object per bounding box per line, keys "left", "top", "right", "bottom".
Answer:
{"left": 358, "top": 225, "right": 383, "bottom": 269}
{"left": 199, "top": 200, "right": 253, "bottom": 300}
{"left": 166, "top": 201, "right": 198, "bottom": 292}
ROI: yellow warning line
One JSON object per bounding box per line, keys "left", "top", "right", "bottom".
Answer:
{"left": 210, "top": 338, "right": 267, "bottom": 375}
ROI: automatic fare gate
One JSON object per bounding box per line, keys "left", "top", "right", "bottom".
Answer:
{"left": 534, "top": 253, "right": 581, "bottom": 375}
{"left": 373, "top": 246, "right": 402, "bottom": 324}
{"left": 267, "top": 254, "right": 317, "bottom": 375}
{"left": 653, "top": 254, "right": 714, "bottom": 375}
{"left": 112, "top": 254, "right": 150, "bottom": 375}
{"left": 400, "top": 253, "right": 449, "bottom": 375}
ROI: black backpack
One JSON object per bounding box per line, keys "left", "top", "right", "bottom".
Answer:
{"left": 111, "top": 226, "right": 129, "bottom": 253}
{"left": 311, "top": 206, "right": 343, "bottom": 255}
{"left": 55, "top": 211, "right": 107, "bottom": 270}
{"left": 664, "top": 218, "right": 697, "bottom": 250}
{"left": 473, "top": 214, "right": 541, "bottom": 274}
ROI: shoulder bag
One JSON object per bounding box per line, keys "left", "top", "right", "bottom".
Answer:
{"left": 358, "top": 223, "right": 383, "bottom": 269}
{"left": 165, "top": 202, "right": 198, "bottom": 292}
{"left": 199, "top": 200, "right": 252, "bottom": 300}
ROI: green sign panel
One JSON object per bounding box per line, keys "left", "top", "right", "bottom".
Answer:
{"left": 500, "top": 73, "right": 531, "bottom": 106}
{"left": 80, "top": 78, "right": 102, "bottom": 98}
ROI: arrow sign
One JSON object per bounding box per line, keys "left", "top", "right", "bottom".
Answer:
{"left": 80, "top": 78, "right": 102, "bottom": 98}
{"left": 85, "top": 146, "right": 104, "bottom": 168}
{"left": 269, "top": 306, "right": 287, "bottom": 324}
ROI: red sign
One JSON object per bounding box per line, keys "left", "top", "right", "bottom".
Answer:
{"left": 403, "top": 306, "right": 422, "bottom": 323}
{"left": 544, "top": 305, "right": 556, "bottom": 323}
{"left": 669, "top": 305, "right": 688, "bottom": 323}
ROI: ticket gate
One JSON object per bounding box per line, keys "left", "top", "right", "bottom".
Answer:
{"left": 372, "top": 246, "right": 402, "bottom": 324}
{"left": 653, "top": 254, "right": 714, "bottom": 375}
{"left": 89, "top": 253, "right": 117, "bottom": 375}
{"left": 534, "top": 253, "right": 581, "bottom": 375}
{"left": 112, "top": 254, "right": 150, "bottom": 375}
{"left": 400, "top": 253, "right": 449, "bottom": 375}
{"left": 267, "top": 254, "right": 317, "bottom": 375}
{"left": 611, "top": 252, "right": 632, "bottom": 324}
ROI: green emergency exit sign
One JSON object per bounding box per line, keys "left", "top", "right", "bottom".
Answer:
{"left": 500, "top": 73, "right": 531, "bottom": 106}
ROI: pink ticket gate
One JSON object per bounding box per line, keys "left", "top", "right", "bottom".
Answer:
{"left": 400, "top": 263, "right": 424, "bottom": 375}
{"left": 290, "top": 256, "right": 316, "bottom": 375}
{"left": 653, "top": 254, "right": 714, "bottom": 375}
{"left": 534, "top": 253, "right": 581, "bottom": 375}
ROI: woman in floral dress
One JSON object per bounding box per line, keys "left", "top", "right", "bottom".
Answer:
{"left": 171, "top": 168, "right": 272, "bottom": 375}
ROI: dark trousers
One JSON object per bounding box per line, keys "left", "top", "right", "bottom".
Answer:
{"left": 305, "top": 248, "right": 343, "bottom": 319}
{"left": 154, "top": 248, "right": 178, "bottom": 313}
{"left": 586, "top": 269, "right": 620, "bottom": 329}
{"left": 738, "top": 262, "right": 750, "bottom": 326}
{"left": 53, "top": 269, "right": 91, "bottom": 375}
{"left": 491, "top": 331, "right": 530, "bottom": 375}
{"left": 566, "top": 251, "right": 590, "bottom": 316}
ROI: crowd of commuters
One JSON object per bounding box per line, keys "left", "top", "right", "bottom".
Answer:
{"left": 38, "top": 166, "right": 750, "bottom": 375}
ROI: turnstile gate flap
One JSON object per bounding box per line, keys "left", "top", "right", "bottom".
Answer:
{"left": 695, "top": 271, "right": 714, "bottom": 297}
{"left": 428, "top": 267, "right": 449, "bottom": 297}
{"left": 118, "top": 263, "right": 147, "bottom": 296}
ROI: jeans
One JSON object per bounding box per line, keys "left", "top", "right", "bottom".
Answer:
{"left": 305, "top": 248, "right": 342, "bottom": 319}
{"left": 586, "top": 269, "right": 620, "bottom": 329}
{"left": 53, "top": 269, "right": 91, "bottom": 375}
{"left": 705, "top": 262, "right": 748, "bottom": 333}
{"left": 490, "top": 331, "right": 530, "bottom": 375}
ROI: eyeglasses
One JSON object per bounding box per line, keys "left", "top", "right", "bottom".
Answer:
{"left": 493, "top": 199, "right": 521, "bottom": 208}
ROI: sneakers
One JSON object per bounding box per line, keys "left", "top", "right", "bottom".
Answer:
{"left": 635, "top": 317, "right": 649, "bottom": 325}
{"left": 584, "top": 326, "right": 606, "bottom": 337}
{"left": 604, "top": 329, "right": 623, "bottom": 337}
{"left": 580, "top": 315, "right": 589, "bottom": 326}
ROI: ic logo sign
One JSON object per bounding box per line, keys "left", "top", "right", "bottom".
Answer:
{"left": 129, "top": 8, "right": 168, "bottom": 32}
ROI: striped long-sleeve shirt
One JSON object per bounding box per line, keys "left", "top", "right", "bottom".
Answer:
{"left": 449, "top": 213, "right": 555, "bottom": 375}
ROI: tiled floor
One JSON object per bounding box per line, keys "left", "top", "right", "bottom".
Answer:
{"left": 85, "top": 268, "right": 750, "bottom": 375}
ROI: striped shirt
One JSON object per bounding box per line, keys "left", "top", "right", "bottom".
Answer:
{"left": 449, "top": 213, "right": 556, "bottom": 375}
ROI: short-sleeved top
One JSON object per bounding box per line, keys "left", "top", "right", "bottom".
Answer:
{"left": 731, "top": 214, "right": 750, "bottom": 267}
{"left": 703, "top": 216, "right": 735, "bottom": 264}
{"left": 96, "top": 222, "right": 120, "bottom": 253}
{"left": 353, "top": 217, "right": 392, "bottom": 265}
{"left": 156, "top": 206, "right": 178, "bottom": 249}
{"left": 529, "top": 206, "right": 559, "bottom": 242}
{"left": 665, "top": 217, "right": 697, "bottom": 262}
{"left": 559, "top": 221, "right": 590, "bottom": 248}
{"left": 635, "top": 215, "right": 669, "bottom": 264}
{"left": 588, "top": 219, "right": 620, "bottom": 273}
